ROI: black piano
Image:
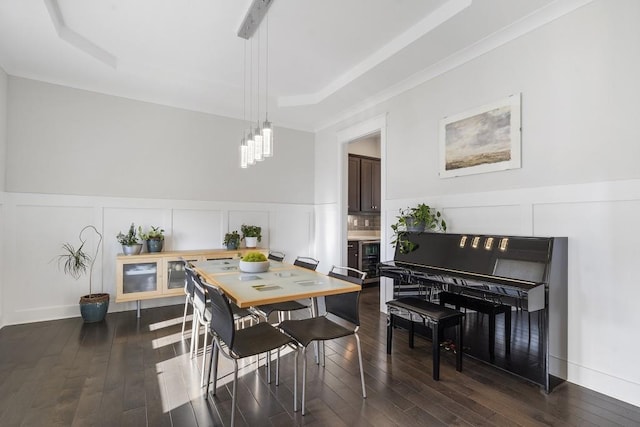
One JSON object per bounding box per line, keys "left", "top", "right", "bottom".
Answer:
{"left": 379, "top": 232, "right": 567, "bottom": 392}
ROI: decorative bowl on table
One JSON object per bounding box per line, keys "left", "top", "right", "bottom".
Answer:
{"left": 239, "top": 252, "right": 270, "bottom": 273}
{"left": 239, "top": 260, "right": 269, "bottom": 273}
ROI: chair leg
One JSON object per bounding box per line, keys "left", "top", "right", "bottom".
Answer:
{"left": 211, "top": 341, "right": 220, "bottom": 395}
{"left": 206, "top": 338, "right": 218, "bottom": 397}
{"left": 181, "top": 296, "right": 189, "bottom": 336}
{"left": 267, "top": 351, "right": 271, "bottom": 384}
{"left": 302, "top": 346, "right": 308, "bottom": 415}
{"left": 231, "top": 359, "right": 238, "bottom": 427}
{"left": 276, "top": 347, "right": 280, "bottom": 386}
{"left": 190, "top": 312, "right": 198, "bottom": 358}
{"left": 200, "top": 328, "right": 209, "bottom": 387}
{"left": 293, "top": 347, "right": 299, "bottom": 412}
{"left": 354, "top": 333, "right": 367, "bottom": 398}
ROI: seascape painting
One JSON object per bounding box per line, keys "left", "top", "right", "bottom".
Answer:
{"left": 439, "top": 94, "right": 521, "bottom": 178}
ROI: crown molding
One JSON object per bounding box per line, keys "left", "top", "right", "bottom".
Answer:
{"left": 314, "top": 0, "right": 596, "bottom": 132}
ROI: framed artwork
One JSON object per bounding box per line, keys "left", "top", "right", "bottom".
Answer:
{"left": 439, "top": 93, "right": 521, "bottom": 178}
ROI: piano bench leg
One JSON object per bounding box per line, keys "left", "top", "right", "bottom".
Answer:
{"left": 386, "top": 313, "right": 394, "bottom": 354}
{"left": 456, "top": 318, "right": 463, "bottom": 372}
{"left": 505, "top": 309, "right": 512, "bottom": 356}
{"left": 408, "top": 320, "right": 415, "bottom": 349}
{"left": 432, "top": 322, "right": 440, "bottom": 381}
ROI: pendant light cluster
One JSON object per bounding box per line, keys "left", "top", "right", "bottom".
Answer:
{"left": 239, "top": 0, "right": 274, "bottom": 169}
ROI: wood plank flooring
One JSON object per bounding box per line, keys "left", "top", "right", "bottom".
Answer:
{"left": 1, "top": 286, "right": 639, "bottom": 426}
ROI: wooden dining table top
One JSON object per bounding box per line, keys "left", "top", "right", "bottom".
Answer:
{"left": 192, "top": 259, "right": 361, "bottom": 308}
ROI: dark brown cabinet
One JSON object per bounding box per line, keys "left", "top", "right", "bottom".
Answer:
{"left": 348, "top": 156, "right": 361, "bottom": 213}
{"left": 348, "top": 155, "right": 380, "bottom": 214}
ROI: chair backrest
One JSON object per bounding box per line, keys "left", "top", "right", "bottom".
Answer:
{"left": 293, "top": 256, "right": 320, "bottom": 271}
{"left": 328, "top": 265, "right": 366, "bottom": 284}
{"left": 268, "top": 251, "right": 285, "bottom": 262}
{"left": 201, "top": 281, "right": 236, "bottom": 349}
{"left": 184, "top": 263, "right": 198, "bottom": 298}
{"left": 325, "top": 292, "right": 361, "bottom": 326}
{"left": 325, "top": 266, "right": 365, "bottom": 326}
{"left": 191, "top": 270, "right": 207, "bottom": 314}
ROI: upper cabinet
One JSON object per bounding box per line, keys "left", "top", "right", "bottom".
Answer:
{"left": 348, "top": 154, "right": 381, "bottom": 214}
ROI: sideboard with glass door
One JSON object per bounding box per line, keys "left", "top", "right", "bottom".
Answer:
{"left": 116, "top": 248, "right": 268, "bottom": 303}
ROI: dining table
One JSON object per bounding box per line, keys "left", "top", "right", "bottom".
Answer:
{"left": 191, "top": 258, "right": 362, "bottom": 309}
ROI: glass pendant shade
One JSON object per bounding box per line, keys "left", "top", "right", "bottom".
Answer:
{"left": 247, "top": 132, "right": 256, "bottom": 165}
{"left": 240, "top": 138, "right": 248, "bottom": 168}
{"left": 262, "top": 120, "right": 272, "bottom": 157}
{"left": 254, "top": 125, "right": 263, "bottom": 161}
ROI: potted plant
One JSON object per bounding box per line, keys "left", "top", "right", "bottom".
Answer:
{"left": 391, "top": 203, "right": 447, "bottom": 254}
{"left": 239, "top": 251, "right": 269, "bottom": 273}
{"left": 139, "top": 225, "right": 165, "bottom": 253}
{"left": 117, "top": 223, "right": 143, "bottom": 255}
{"left": 241, "top": 224, "right": 262, "bottom": 248}
{"left": 57, "top": 225, "right": 109, "bottom": 322}
{"left": 223, "top": 230, "right": 241, "bottom": 250}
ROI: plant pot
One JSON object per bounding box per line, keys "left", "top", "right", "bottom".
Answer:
{"left": 225, "top": 241, "right": 239, "bottom": 250}
{"left": 146, "top": 239, "right": 164, "bottom": 253}
{"left": 79, "top": 293, "right": 110, "bottom": 323}
{"left": 244, "top": 237, "right": 258, "bottom": 248}
{"left": 122, "top": 244, "right": 143, "bottom": 255}
{"left": 239, "top": 260, "right": 269, "bottom": 273}
{"left": 405, "top": 218, "right": 426, "bottom": 232}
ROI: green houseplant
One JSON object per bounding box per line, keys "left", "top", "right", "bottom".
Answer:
{"left": 57, "top": 225, "right": 109, "bottom": 322}
{"left": 241, "top": 224, "right": 262, "bottom": 248}
{"left": 391, "top": 203, "right": 447, "bottom": 254}
{"left": 117, "top": 223, "right": 143, "bottom": 255}
{"left": 139, "top": 225, "right": 165, "bottom": 253}
{"left": 223, "top": 230, "right": 241, "bottom": 250}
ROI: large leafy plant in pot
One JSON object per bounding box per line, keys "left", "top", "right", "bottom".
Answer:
{"left": 391, "top": 203, "right": 447, "bottom": 254}
{"left": 241, "top": 224, "right": 262, "bottom": 248}
{"left": 57, "top": 225, "right": 109, "bottom": 322}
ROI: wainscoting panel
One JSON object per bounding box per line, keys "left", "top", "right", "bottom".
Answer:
{"left": 172, "top": 208, "right": 224, "bottom": 250}
{"left": 269, "top": 209, "right": 314, "bottom": 263}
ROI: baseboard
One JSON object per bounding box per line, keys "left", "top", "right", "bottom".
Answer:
{"left": 567, "top": 360, "right": 640, "bottom": 408}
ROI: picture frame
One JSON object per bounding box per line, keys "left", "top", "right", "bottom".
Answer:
{"left": 439, "top": 93, "right": 521, "bottom": 178}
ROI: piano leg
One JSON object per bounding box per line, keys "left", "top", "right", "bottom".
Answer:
{"left": 432, "top": 321, "right": 440, "bottom": 380}
{"left": 456, "top": 318, "right": 463, "bottom": 372}
{"left": 386, "top": 313, "right": 394, "bottom": 354}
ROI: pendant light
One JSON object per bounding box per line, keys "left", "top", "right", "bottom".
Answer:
{"left": 238, "top": 0, "right": 275, "bottom": 168}
{"left": 262, "top": 12, "right": 273, "bottom": 157}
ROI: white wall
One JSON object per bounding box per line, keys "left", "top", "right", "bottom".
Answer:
{"left": 348, "top": 134, "right": 381, "bottom": 158}
{"left": 0, "top": 75, "right": 317, "bottom": 327}
{"left": 315, "top": 0, "right": 640, "bottom": 408}
{"left": 6, "top": 77, "right": 315, "bottom": 204}
{"left": 2, "top": 192, "right": 315, "bottom": 325}
{"left": 0, "top": 67, "right": 7, "bottom": 328}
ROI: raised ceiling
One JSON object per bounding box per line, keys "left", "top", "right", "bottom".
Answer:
{"left": 0, "top": 0, "right": 589, "bottom": 131}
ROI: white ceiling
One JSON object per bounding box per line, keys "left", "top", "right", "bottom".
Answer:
{"left": 0, "top": 0, "right": 586, "bottom": 131}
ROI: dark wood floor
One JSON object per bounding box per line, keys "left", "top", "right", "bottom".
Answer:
{"left": 1, "top": 287, "right": 639, "bottom": 426}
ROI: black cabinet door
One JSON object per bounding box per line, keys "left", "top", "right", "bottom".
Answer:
{"left": 360, "top": 158, "right": 381, "bottom": 213}
{"left": 347, "top": 240, "right": 359, "bottom": 270}
{"left": 348, "top": 157, "right": 361, "bottom": 213}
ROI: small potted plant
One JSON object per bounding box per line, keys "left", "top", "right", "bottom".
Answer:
{"left": 223, "top": 230, "right": 241, "bottom": 250}
{"left": 57, "top": 225, "right": 110, "bottom": 322}
{"left": 139, "top": 225, "right": 165, "bottom": 253}
{"left": 241, "top": 224, "right": 262, "bottom": 248}
{"left": 239, "top": 251, "right": 269, "bottom": 273}
{"left": 391, "top": 203, "right": 447, "bottom": 254}
{"left": 116, "top": 223, "right": 143, "bottom": 255}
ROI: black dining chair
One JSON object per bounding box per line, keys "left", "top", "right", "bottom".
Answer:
{"left": 278, "top": 265, "right": 367, "bottom": 415}
{"left": 267, "top": 250, "right": 285, "bottom": 262}
{"left": 253, "top": 256, "right": 320, "bottom": 323}
{"left": 186, "top": 266, "right": 255, "bottom": 387}
{"left": 203, "top": 281, "right": 296, "bottom": 427}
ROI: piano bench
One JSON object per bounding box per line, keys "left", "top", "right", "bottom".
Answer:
{"left": 439, "top": 291, "right": 511, "bottom": 362}
{"left": 386, "top": 297, "right": 464, "bottom": 381}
